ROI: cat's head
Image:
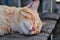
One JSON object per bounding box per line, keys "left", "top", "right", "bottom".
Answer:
{"left": 19, "top": 7, "right": 45, "bottom": 35}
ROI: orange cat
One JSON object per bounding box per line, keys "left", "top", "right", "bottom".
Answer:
{"left": 0, "top": 0, "right": 45, "bottom": 35}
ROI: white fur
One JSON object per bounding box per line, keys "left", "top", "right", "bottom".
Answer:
{"left": 18, "top": 20, "right": 34, "bottom": 35}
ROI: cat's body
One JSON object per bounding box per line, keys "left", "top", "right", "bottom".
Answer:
{"left": 0, "top": 0, "right": 44, "bottom": 35}
{"left": 0, "top": 5, "right": 43, "bottom": 35}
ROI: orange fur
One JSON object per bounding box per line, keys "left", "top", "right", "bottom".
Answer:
{"left": 0, "top": 5, "right": 44, "bottom": 35}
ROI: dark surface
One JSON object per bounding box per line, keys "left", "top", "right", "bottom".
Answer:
{"left": 40, "top": 13, "right": 60, "bottom": 20}
{"left": 0, "top": 33, "right": 49, "bottom": 40}
{"left": 53, "top": 35, "right": 60, "bottom": 40}
{"left": 53, "top": 19, "right": 60, "bottom": 40}
{"left": 41, "top": 20, "right": 57, "bottom": 34}
{"left": 53, "top": 23, "right": 60, "bottom": 40}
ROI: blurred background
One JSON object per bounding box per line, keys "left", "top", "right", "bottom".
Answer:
{"left": 0, "top": 0, "right": 60, "bottom": 40}
{"left": 0, "top": 0, "right": 60, "bottom": 13}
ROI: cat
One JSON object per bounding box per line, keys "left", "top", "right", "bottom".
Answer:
{"left": 0, "top": 0, "right": 45, "bottom": 35}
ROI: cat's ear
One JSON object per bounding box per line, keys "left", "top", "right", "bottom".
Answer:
{"left": 26, "top": 0, "right": 40, "bottom": 10}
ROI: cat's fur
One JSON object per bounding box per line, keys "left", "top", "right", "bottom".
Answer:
{"left": 0, "top": 0, "right": 45, "bottom": 35}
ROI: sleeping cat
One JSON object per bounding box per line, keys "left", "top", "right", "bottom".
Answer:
{"left": 0, "top": 0, "right": 45, "bottom": 35}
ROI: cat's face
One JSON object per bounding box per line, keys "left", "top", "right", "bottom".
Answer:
{"left": 18, "top": 7, "right": 44, "bottom": 35}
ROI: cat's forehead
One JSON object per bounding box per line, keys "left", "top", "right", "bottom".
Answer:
{"left": 20, "top": 7, "right": 38, "bottom": 15}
